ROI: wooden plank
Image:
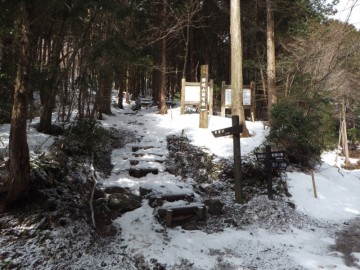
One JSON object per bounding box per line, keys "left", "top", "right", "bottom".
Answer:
{"left": 185, "top": 82, "right": 201, "bottom": 86}
{"left": 211, "top": 125, "right": 242, "bottom": 138}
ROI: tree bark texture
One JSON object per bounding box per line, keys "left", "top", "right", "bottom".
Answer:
{"left": 3, "top": 0, "right": 31, "bottom": 209}
{"left": 99, "top": 68, "right": 112, "bottom": 115}
{"left": 266, "top": 0, "right": 277, "bottom": 117}
{"left": 230, "top": 0, "right": 249, "bottom": 136}
{"left": 341, "top": 99, "right": 350, "bottom": 165}
{"left": 158, "top": 0, "right": 168, "bottom": 115}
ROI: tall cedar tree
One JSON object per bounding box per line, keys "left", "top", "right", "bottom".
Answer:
{"left": 1, "top": 1, "right": 31, "bottom": 211}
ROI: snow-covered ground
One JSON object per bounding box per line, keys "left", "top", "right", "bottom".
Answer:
{"left": 1, "top": 95, "right": 360, "bottom": 269}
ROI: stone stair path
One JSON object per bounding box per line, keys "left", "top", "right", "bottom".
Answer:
{"left": 124, "top": 133, "right": 206, "bottom": 227}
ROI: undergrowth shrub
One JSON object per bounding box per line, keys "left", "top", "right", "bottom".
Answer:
{"left": 268, "top": 103, "right": 335, "bottom": 168}
{"left": 57, "top": 118, "right": 110, "bottom": 157}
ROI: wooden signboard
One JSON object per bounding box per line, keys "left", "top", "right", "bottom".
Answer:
{"left": 255, "top": 146, "right": 288, "bottom": 199}
{"left": 199, "top": 65, "right": 209, "bottom": 128}
{"left": 211, "top": 125, "right": 243, "bottom": 138}
{"left": 184, "top": 84, "right": 210, "bottom": 104}
{"left": 180, "top": 77, "right": 214, "bottom": 115}
{"left": 221, "top": 81, "right": 256, "bottom": 121}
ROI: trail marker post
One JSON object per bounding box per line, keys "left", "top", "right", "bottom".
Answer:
{"left": 212, "top": 115, "right": 243, "bottom": 203}
{"left": 255, "top": 145, "right": 287, "bottom": 199}
{"left": 199, "top": 65, "right": 209, "bottom": 128}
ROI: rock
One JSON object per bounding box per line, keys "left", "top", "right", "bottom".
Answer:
{"left": 224, "top": 218, "right": 237, "bottom": 227}
{"left": 286, "top": 201, "right": 296, "bottom": 209}
{"left": 139, "top": 187, "right": 152, "bottom": 197}
{"left": 107, "top": 192, "right": 142, "bottom": 212}
{"left": 104, "top": 186, "right": 129, "bottom": 194}
{"left": 93, "top": 186, "right": 106, "bottom": 199}
{"left": 204, "top": 199, "right": 224, "bottom": 215}
{"left": 58, "top": 218, "right": 68, "bottom": 227}
{"left": 129, "top": 167, "right": 158, "bottom": 178}
{"left": 182, "top": 221, "right": 199, "bottom": 231}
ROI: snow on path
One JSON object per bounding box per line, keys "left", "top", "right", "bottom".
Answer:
{"left": 97, "top": 100, "right": 360, "bottom": 270}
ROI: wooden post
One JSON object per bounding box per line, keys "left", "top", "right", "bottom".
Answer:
{"left": 311, "top": 170, "right": 317, "bottom": 199}
{"left": 126, "top": 69, "right": 130, "bottom": 104}
{"left": 209, "top": 79, "right": 214, "bottom": 115}
{"left": 342, "top": 99, "right": 350, "bottom": 166}
{"left": 265, "top": 145, "right": 273, "bottom": 199}
{"left": 199, "top": 65, "right": 208, "bottom": 128}
{"left": 232, "top": 115, "right": 243, "bottom": 203}
{"left": 221, "top": 81, "right": 226, "bottom": 117}
{"left": 250, "top": 81, "right": 256, "bottom": 122}
{"left": 166, "top": 209, "right": 173, "bottom": 226}
{"left": 180, "top": 78, "right": 186, "bottom": 114}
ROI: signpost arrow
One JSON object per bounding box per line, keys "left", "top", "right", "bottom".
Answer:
{"left": 211, "top": 125, "right": 242, "bottom": 137}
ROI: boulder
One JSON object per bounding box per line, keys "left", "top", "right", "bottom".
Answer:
{"left": 204, "top": 199, "right": 224, "bottom": 215}
{"left": 108, "top": 192, "right": 142, "bottom": 212}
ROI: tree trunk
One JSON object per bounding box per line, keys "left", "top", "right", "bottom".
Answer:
{"left": 158, "top": 0, "right": 168, "bottom": 115}
{"left": 158, "top": 36, "right": 168, "bottom": 114}
{"left": 230, "top": 0, "right": 249, "bottom": 137}
{"left": 38, "top": 78, "right": 57, "bottom": 133}
{"left": 99, "top": 69, "right": 112, "bottom": 115}
{"left": 342, "top": 99, "right": 350, "bottom": 166}
{"left": 2, "top": 0, "right": 31, "bottom": 210}
{"left": 125, "top": 69, "right": 130, "bottom": 104}
{"left": 266, "top": 0, "right": 276, "bottom": 118}
{"left": 182, "top": 22, "right": 190, "bottom": 80}
{"left": 115, "top": 70, "right": 123, "bottom": 109}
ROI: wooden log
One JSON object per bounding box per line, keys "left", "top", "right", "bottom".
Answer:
{"left": 149, "top": 193, "right": 194, "bottom": 207}
{"left": 158, "top": 205, "right": 206, "bottom": 226}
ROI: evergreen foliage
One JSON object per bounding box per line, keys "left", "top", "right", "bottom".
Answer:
{"left": 58, "top": 118, "right": 110, "bottom": 157}
{"left": 268, "top": 102, "right": 336, "bottom": 168}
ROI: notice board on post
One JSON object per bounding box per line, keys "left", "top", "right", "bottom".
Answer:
{"left": 180, "top": 78, "right": 214, "bottom": 115}
{"left": 221, "top": 81, "right": 256, "bottom": 121}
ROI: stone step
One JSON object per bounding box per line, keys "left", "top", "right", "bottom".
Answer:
{"left": 158, "top": 204, "right": 206, "bottom": 227}
{"left": 129, "top": 167, "right": 159, "bottom": 178}
{"left": 149, "top": 193, "right": 195, "bottom": 207}
{"left": 132, "top": 146, "right": 154, "bottom": 152}
{"left": 129, "top": 159, "right": 165, "bottom": 166}
{"left": 132, "top": 152, "right": 164, "bottom": 158}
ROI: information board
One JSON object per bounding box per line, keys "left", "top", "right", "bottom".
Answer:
{"left": 184, "top": 85, "right": 210, "bottom": 103}
{"left": 224, "top": 88, "right": 252, "bottom": 106}
{"left": 243, "top": 88, "right": 251, "bottom": 106}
